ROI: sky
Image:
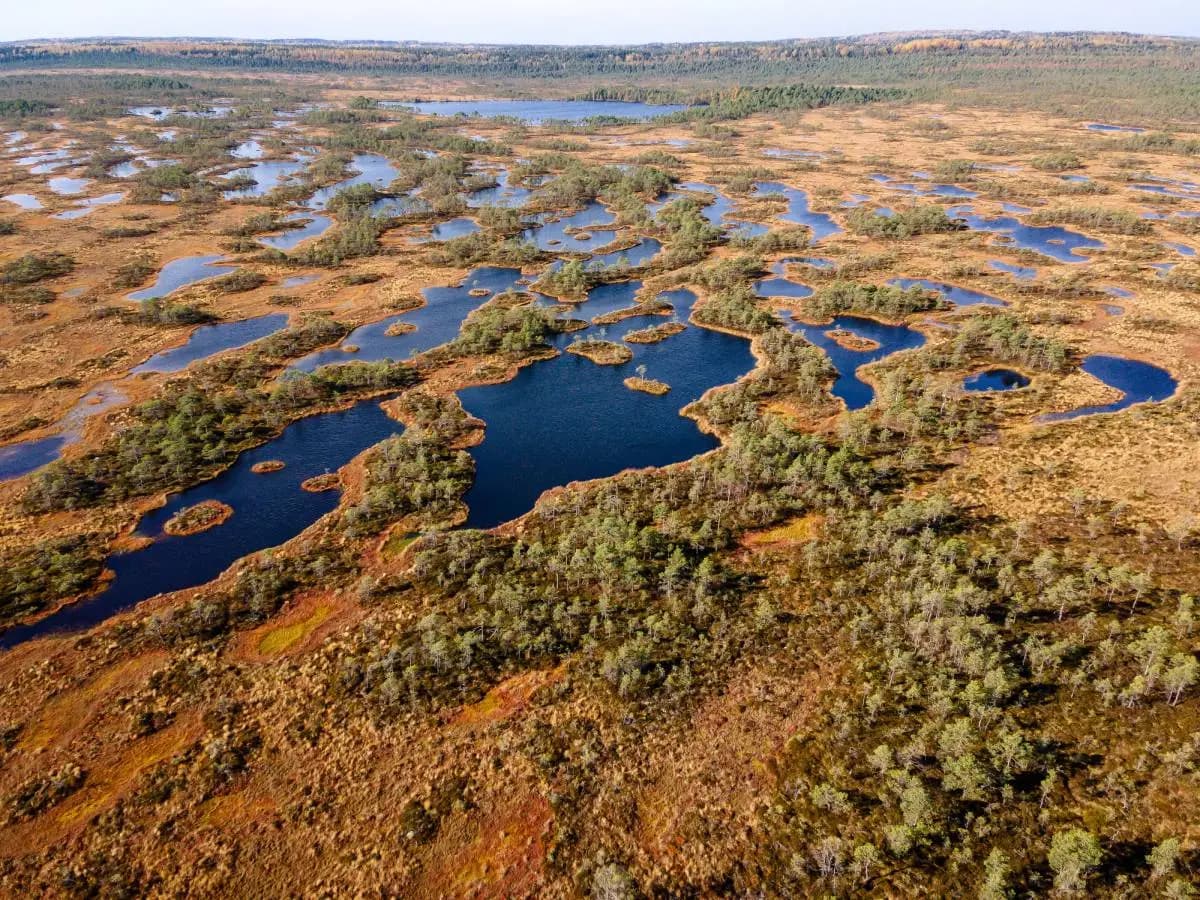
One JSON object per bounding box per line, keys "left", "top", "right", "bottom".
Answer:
{"left": 4, "top": 0, "right": 1198, "bottom": 44}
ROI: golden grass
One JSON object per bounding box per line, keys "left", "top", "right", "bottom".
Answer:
{"left": 742, "top": 513, "right": 824, "bottom": 547}
{"left": 257, "top": 604, "right": 333, "bottom": 655}
{"left": 17, "top": 653, "right": 165, "bottom": 754}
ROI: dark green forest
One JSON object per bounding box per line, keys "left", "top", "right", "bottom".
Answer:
{"left": 3, "top": 33, "right": 1200, "bottom": 118}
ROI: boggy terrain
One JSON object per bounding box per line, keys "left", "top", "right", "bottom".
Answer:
{"left": 0, "top": 44, "right": 1198, "bottom": 896}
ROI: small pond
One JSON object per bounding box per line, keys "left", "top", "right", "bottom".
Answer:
{"left": 1040, "top": 355, "right": 1177, "bottom": 422}
{"left": 963, "top": 368, "right": 1030, "bottom": 392}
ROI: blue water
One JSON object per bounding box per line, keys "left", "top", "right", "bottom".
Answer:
{"left": 414, "top": 217, "right": 481, "bottom": 242}
{"left": 1131, "top": 183, "right": 1199, "bottom": 201}
{"left": 963, "top": 368, "right": 1030, "bottom": 391}
{"left": 547, "top": 239, "right": 663, "bottom": 272}
{"left": 47, "top": 176, "right": 90, "bottom": 196}
{"left": 369, "top": 195, "right": 423, "bottom": 217}
{"left": 0, "top": 400, "right": 404, "bottom": 648}
{"left": 780, "top": 312, "right": 926, "bottom": 410}
{"left": 1164, "top": 242, "right": 1196, "bottom": 257}
{"left": 586, "top": 238, "right": 662, "bottom": 268}
{"left": 0, "top": 383, "right": 126, "bottom": 483}
{"left": 0, "top": 435, "right": 68, "bottom": 483}
{"left": 754, "top": 277, "right": 813, "bottom": 299}
{"left": 128, "top": 255, "right": 236, "bottom": 300}
{"left": 790, "top": 256, "right": 837, "bottom": 272}
{"left": 2, "top": 193, "right": 43, "bottom": 210}
{"left": 763, "top": 148, "right": 825, "bottom": 160}
{"left": 1040, "top": 355, "right": 1177, "bottom": 422}
{"left": 522, "top": 201, "right": 617, "bottom": 251}
{"left": 728, "top": 221, "right": 771, "bottom": 240}
{"left": 870, "top": 174, "right": 977, "bottom": 199}
{"left": 1087, "top": 123, "right": 1145, "bottom": 133}
{"left": 565, "top": 281, "right": 646, "bottom": 322}
{"left": 458, "top": 287, "right": 752, "bottom": 529}
{"left": 662, "top": 182, "right": 777, "bottom": 241}
{"left": 127, "top": 106, "right": 233, "bottom": 120}
{"left": 223, "top": 158, "right": 307, "bottom": 199}
{"left": 108, "top": 161, "right": 140, "bottom": 178}
{"left": 889, "top": 278, "right": 1007, "bottom": 307}
{"left": 989, "top": 260, "right": 1038, "bottom": 281}
{"left": 675, "top": 182, "right": 730, "bottom": 226}
{"left": 1061, "top": 174, "right": 1090, "bottom": 184}
{"left": 53, "top": 192, "right": 125, "bottom": 220}
{"left": 292, "top": 266, "right": 523, "bottom": 372}
{"left": 753, "top": 181, "right": 841, "bottom": 241}
{"left": 132, "top": 314, "right": 290, "bottom": 375}
{"left": 1104, "top": 285, "right": 1134, "bottom": 299}
{"left": 466, "top": 169, "right": 532, "bottom": 208}
{"left": 231, "top": 140, "right": 265, "bottom": 159}
{"left": 948, "top": 205, "right": 1105, "bottom": 263}
{"left": 306, "top": 153, "right": 400, "bottom": 210}
{"left": 18, "top": 149, "right": 72, "bottom": 174}
{"left": 259, "top": 212, "right": 334, "bottom": 250}
{"left": 390, "top": 99, "right": 687, "bottom": 124}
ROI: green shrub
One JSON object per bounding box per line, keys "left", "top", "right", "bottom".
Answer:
{"left": 2, "top": 252, "right": 74, "bottom": 284}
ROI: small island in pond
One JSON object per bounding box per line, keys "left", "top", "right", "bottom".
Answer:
{"left": 624, "top": 376, "right": 671, "bottom": 395}
{"left": 566, "top": 339, "right": 633, "bottom": 365}
{"left": 162, "top": 499, "right": 233, "bottom": 536}
{"left": 300, "top": 473, "right": 341, "bottom": 492}
{"left": 623, "top": 321, "right": 686, "bottom": 344}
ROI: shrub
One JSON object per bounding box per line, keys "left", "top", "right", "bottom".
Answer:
{"left": 1031, "top": 152, "right": 1083, "bottom": 172}
{"left": 2, "top": 252, "right": 74, "bottom": 284}
{"left": 846, "top": 205, "right": 960, "bottom": 238}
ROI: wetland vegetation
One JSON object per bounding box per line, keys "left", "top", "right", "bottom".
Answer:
{"left": 0, "top": 31, "right": 1196, "bottom": 899}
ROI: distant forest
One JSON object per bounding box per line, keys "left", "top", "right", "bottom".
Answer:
{"left": 2, "top": 33, "right": 1200, "bottom": 119}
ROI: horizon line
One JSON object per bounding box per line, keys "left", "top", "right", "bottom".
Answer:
{"left": 3, "top": 28, "right": 1198, "bottom": 48}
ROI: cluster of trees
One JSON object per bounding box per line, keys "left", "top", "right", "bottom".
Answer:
{"left": 523, "top": 158, "right": 671, "bottom": 214}
{"left": 428, "top": 232, "right": 543, "bottom": 268}
{"left": 443, "top": 301, "right": 561, "bottom": 358}
{"left": 846, "top": 205, "right": 962, "bottom": 238}
{"left": 931, "top": 312, "right": 1071, "bottom": 372}
{"left": 1, "top": 252, "right": 74, "bottom": 285}
{"left": 1030, "top": 152, "right": 1083, "bottom": 172}
{"left": 692, "top": 283, "right": 778, "bottom": 334}
{"left": 296, "top": 215, "right": 386, "bottom": 267}
{"left": 701, "top": 328, "right": 836, "bottom": 427}
{"left": 22, "top": 336, "right": 414, "bottom": 512}
{"left": 129, "top": 164, "right": 203, "bottom": 204}
{"left": 340, "top": 414, "right": 877, "bottom": 707}
{"left": 748, "top": 488, "right": 1194, "bottom": 894}
{"left": 1026, "top": 205, "right": 1151, "bottom": 235}
{"left": 340, "top": 397, "right": 475, "bottom": 538}
{"left": 808, "top": 281, "right": 943, "bottom": 319}
{"left": 654, "top": 198, "right": 724, "bottom": 266}
{"left": 731, "top": 227, "right": 810, "bottom": 254}
{"left": 1122, "top": 131, "right": 1200, "bottom": 156}
{"left": 0, "top": 535, "right": 106, "bottom": 628}
{"left": 0, "top": 98, "right": 54, "bottom": 119}
{"left": 534, "top": 260, "right": 594, "bottom": 300}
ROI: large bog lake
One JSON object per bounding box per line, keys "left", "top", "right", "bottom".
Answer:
{"left": 385, "top": 99, "right": 687, "bottom": 124}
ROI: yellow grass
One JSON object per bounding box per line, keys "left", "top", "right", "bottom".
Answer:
{"left": 257, "top": 604, "right": 333, "bottom": 655}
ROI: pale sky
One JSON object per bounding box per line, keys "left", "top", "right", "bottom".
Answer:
{"left": 4, "top": 0, "right": 1198, "bottom": 44}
